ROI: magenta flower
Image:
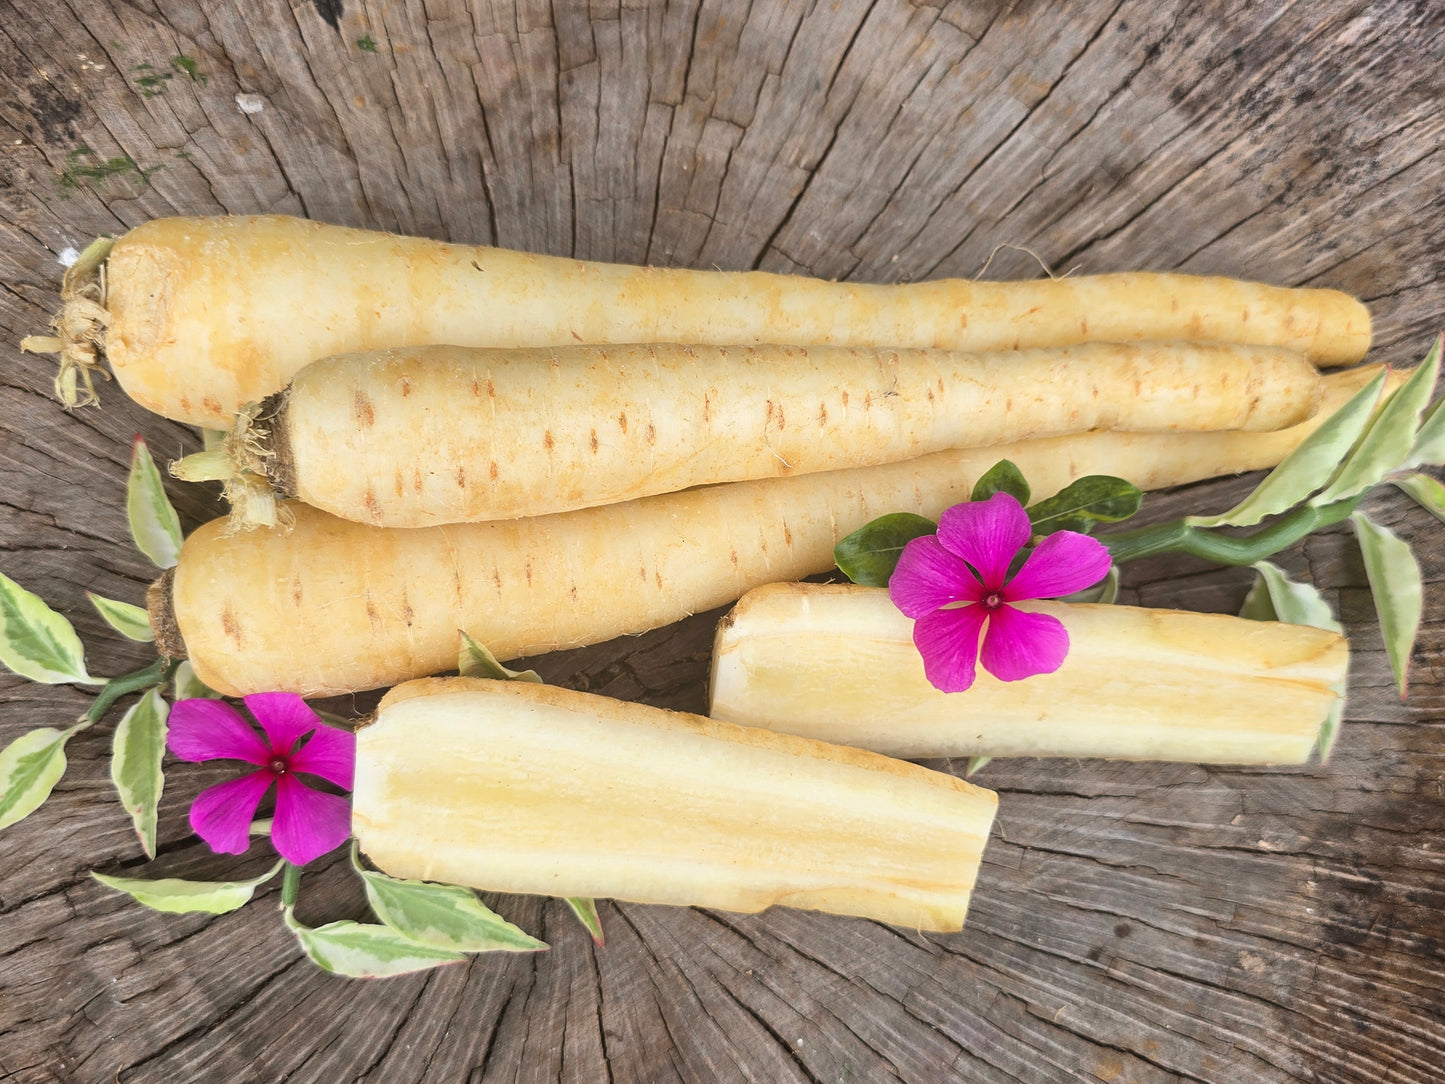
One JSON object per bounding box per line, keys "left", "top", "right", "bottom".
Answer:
{"left": 889, "top": 492, "right": 1112, "bottom": 692}
{"left": 167, "top": 693, "right": 355, "bottom": 866}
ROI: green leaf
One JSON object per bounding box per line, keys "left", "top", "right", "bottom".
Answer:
{"left": 1243, "top": 561, "right": 1342, "bottom": 634}
{"left": 1406, "top": 400, "right": 1445, "bottom": 468}
{"left": 1351, "top": 512, "right": 1423, "bottom": 698}
{"left": 1392, "top": 472, "right": 1445, "bottom": 526}
{"left": 833, "top": 512, "right": 937, "bottom": 587}
{"left": 1027, "top": 476, "right": 1142, "bottom": 536}
{"left": 964, "top": 756, "right": 991, "bottom": 777}
{"left": 970, "top": 460, "right": 1031, "bottom": 506}
{"left": 1187, "top": 367, "right": 1389, "bottom": 528}
{"left": 87, "top": 592, "right": 155, "bottom": 642}
{"left": 0, "top": 726, "right": 77, "bottom": 832}
{"left": 458, "top": 631, "right": 541, "bottom": 683}
{"left": 1238, "top": 575, "right": 1278, "bottom": 622}
{"left": 201, "top": 428, "right": 229, "bottom": 452}
{"left": 92, "top": 860, "right": 283, "bottom": 914}
{"left": 354, "top": 848, "right": 545, "bottom": 953}
{"left": 1403, "top": 337, "right": 1445, "bottom": 467}
{"left": 127, "top": 437, "right": 184, "bottom": 569}
{"left": 111, "top": 688, "right": 168, "bottom": 858}
{"left": 1315, "top": 696, "right": 1347, "bottom": 765}
{"left": 1313, "top": 344, "right": 1442, "bottom": 506}
{"left": 0, "top": 572, "right": 94, "bottom": 684}
{"left": 172, "top": 659, "right": 222, "bottom": 700}
{"left": 565, "top": 897, "right": 605, "bottom": 945}
{"left": 1059, "top": 565, "right": 1119, "bottom": 605}
{"left": 285, "top": 909, "right": 469, "bottom": 977}
{"left": 1239, "top": 562, "right": 1347, "bottom": 760}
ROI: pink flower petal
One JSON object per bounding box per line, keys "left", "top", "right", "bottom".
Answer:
{"left": 911, "top": 604, "right": 990, "bottom": 693}
{"left": 189, "top": 771, "right": 274, "bottom": 855}
{"left": 979, "top": 604, "right": 1070, "bottom": 682}
{"left": 936, "top": 494, "right": 1032, "bottom": 589}
{"left": 272, "top": 774, "right": 352, "bottom": 865}
{"left": 289, "top": 724, "right": 356, "bottom": 790}
{"left": 244, "top": 692, "right": 321, "bottom": 755}
{"left": 167, "top": 699, "right": 271, "bottom": 765}
{"left": 1004, "top": 529, "right": 1113, "bottom": 601}
{"left": 889, "top": 536, "right": 986, "bottom": 618}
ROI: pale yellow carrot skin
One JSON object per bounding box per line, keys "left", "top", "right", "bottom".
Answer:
{"left": 159, "top": 367, "right": 1387, "bottom": 698}
{"left": 352, "top": 678, "right": 998, "bottom": 931}
{"left": 97, "top": 215, "right": 1370, "bottom": 427}
{"left": 708, "top": 584, "right": 1348, "bottom": 765}
{"left": 278, "top": 341, "right": 1321, "bottom": 528}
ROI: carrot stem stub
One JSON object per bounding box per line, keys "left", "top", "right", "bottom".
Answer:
{"left": 31, "top": 215, "right": 1371, "bottom": 427}
{"left": 206, "top": 340, "right": 1322, "bottom": 529}
{"left": 351, "top": 678, "right": 999, "bottom": 931}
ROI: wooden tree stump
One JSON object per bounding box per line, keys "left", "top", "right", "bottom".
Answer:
{"left": 2, "top": 1, "right": 1442, "bottom": 1080}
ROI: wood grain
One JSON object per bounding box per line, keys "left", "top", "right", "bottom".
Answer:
{"left": 1, "top": 1, "right": 1442, "bottom": 1080}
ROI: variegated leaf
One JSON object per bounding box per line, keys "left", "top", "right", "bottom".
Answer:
{"left": 127, "top": 437, "right": 184, "bottom": 569}
{"left": 111, "top": 688, "right": 169, "bottom": 857}
{"left": 1351, "top": 512, "right": 1423, "bottom": 697}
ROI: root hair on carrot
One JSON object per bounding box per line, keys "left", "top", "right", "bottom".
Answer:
{"left": 170, "top": 399, "right": 294, "bottom": 533}
{"left": 19, "top": 235, "right": 115, "bottom": 407}
{"left": 973, "top": 241, "right": 1078, "bottom": 282}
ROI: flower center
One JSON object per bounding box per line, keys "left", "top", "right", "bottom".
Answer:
{"left": 269, "top": 756, "right": 288, "bottom": 775}
{"left": 983, "top": 592, "right": 1004, "bottom": 610}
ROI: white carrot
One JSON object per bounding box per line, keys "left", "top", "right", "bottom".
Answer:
{"left": 23, "top": 215, "right": 1370, "bottom": 427}
{"left": 182, "top": 340, "right": 1322, "bottom": 529}
{"left": 708, "top": 583, "right": 1348, "bottom": 765}
{"left": 351, "top": 678, "right": 998, "bottom": 931}
{"left": 149, "top": 366, "right": 1388, "bottom": 698}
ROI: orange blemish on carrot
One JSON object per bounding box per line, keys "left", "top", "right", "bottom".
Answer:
{"left": 355, "top": 391, "right": 375, "bottom": 427}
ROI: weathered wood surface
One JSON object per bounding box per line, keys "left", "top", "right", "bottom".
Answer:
{"left": 1, "top": 0, "right": 1442, "bottom": 1080}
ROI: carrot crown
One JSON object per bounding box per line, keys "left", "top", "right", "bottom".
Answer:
{"left": 171, "top": 400, "right": 293, "bottom": 532}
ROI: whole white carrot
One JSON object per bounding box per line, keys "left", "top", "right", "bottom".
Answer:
{"left": 352, "top": 678, "right": 998, "bottom": 931}
{"left": 148, "top": 367, "right": 1387, "bottom": 698}
{"left": 184, "top": 340, "right": 1322, "bottom": 529}
{"left": 24, "top": 215, "right": 1370, "bottom": 427}
{"left": 708, "top": 583, "right": 1347, "bottom": 765}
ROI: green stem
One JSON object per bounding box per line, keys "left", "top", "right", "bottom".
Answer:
{"left": 82, "top": 657, "right": 177, "bottom": 728}
{"left": 1103, "top": 498, "right": 1362, "bottom": 566}
{"left": 281, "top": 862, "right": 301, "bottom": 908}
